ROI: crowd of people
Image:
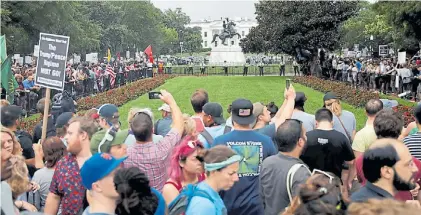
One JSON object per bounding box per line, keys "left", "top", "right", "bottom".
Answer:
{"left": 2, "top": 79, "right": 421, "bottom": 215}
{"left": 2, "top": 59, "right": 163, "bottom": 115}
{"left": 314, "top": 56, "right": 421, "bottom": 101}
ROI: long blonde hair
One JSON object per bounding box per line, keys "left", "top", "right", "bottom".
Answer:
{"left": 6, "top": 155, "right": 29, "bottom": 199}
{"left": 324, "top": 99, "right": 342, "bottom": 117}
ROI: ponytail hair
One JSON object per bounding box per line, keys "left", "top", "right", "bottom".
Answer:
{"left": 114, "top": 167, "right": 158, "bottom": 215}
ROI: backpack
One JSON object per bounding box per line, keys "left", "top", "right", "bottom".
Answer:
{"left": 168, "top": 184, "right": 214, "bottom": 215}
{"left": 200, "top": 125, "right": 232, "bottom": 146}
{"left": 286, "top": 163, "right": 311, "bottom": 203}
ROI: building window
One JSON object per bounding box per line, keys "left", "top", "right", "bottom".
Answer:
{"left": 242, "top": 31, "right": 245, "bottom": 36}
{"left": 204, "top": 41, "right": 208, "bottom": 47}
{"left": 231, "top": 41, "right": 235, "bottom": 46}
{"left": 204, "top": 32, "right": 207, "bottom": 37}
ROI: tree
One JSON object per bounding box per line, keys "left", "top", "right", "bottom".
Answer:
{"left": 163, "top": 8, "right": 191, "bottom": 33}
{"left": 1, "top": 1, "right": 101, "bottom": 55}
{"left": 241, "top": 1, "right": 358, "bottom": 72}
{"left": 182, "top": 27, "right": 203, "bottom": 54}
{"left": 339, "top": 1, "right": 420, "bottom": 54}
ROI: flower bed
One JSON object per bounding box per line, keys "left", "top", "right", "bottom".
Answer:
{"left": 293, "top": 76, "right": 415, "bottom": 126}
{"left": 20, "top": 75, "right": 175, "bottom": 134}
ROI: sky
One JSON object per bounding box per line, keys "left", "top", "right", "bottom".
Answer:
{"left": 151, "top": 0, "right": 259, "bottom": 21}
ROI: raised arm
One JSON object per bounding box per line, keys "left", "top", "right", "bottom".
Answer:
{"left": 271, "top": 85, "right": 296, "bottom": 129}
{"left": 159, "top": 90, "right": 184, "bottom": 135}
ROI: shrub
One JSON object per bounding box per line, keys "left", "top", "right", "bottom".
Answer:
{"left": 293, "top": 76, "right": 379, "bottom": 107}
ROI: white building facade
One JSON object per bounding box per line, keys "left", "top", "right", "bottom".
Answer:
{"left": 185, "top": 17, "right": 258, "bottom": 48}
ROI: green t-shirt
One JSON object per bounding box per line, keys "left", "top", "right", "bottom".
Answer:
{"left": 409, "top": 127, "right": 419, "bottom": 136}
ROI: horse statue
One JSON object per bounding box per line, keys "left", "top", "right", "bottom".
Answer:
{"left": 211, "top": 18, "right": 242, "bottom": 46}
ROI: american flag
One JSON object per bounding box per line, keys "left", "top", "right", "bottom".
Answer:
{"left": 106, "top": 64, "right": 116, "bottom": 87}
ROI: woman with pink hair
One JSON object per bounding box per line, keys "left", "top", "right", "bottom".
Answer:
{"left": 162, "top": 136, "right": 205, "bottom": 205}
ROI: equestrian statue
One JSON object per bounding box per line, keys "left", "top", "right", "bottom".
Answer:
{"left": 211, "top": 18, "right": 242, "bottom": 46}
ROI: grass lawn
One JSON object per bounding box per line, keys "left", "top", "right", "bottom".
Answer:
{"left": 118, "top": 76, "right": 368, "bottom": 131}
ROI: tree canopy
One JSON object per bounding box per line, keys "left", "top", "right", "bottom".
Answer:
{"left": 1, "top": 2, "right": 202, "bottom": 57}
{"left": 240, "top": 1, "right": 359, "bottom": 56}
{"left": 339, "top": 1, "right": 420, "bottom": 53}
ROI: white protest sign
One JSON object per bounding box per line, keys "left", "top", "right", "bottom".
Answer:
{"left": 398, "top": 52, "right": 406, "bottom": 64}
{"left": 14, "top": 54, "right": 20, "bottom": 60}
{"left": 34, "top": 45, "right": 40, "bottom": 57}
{"left": 25, "top": 56, "right": 32, "bottom": 64}
{"left": 18, "top": 57, "right": 24, "bottom": 65}
{"left": 91, "top": 53, "right": 98, "bottom": 64}
{"left": 126, "top": 51, "right": 130, "bottom": 59}
{"left": 74, "top": 54, "right": 81, "bottom": 64}
{"left": 86, "top": 53, "right": 92, "bottom": 62}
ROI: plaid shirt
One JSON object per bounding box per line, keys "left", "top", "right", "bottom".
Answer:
{"left": 123, "top": 129, "right": 181, "bottom": 192}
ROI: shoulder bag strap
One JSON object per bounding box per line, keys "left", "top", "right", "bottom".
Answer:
{"left": 286, "top": 164, "right": 310, "bottom": 203}
{"left": 200, "top": 129, "right": 214, "bottom": 146}
{"left": 337, "top": 116, "right": 352, "bottom": 141}
{"left": 224, "top": 125, "right": 232, "bottom": 134}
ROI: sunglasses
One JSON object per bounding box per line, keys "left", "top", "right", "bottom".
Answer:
{"left": 312, "top": 169, "right": 335, "bottom": 184}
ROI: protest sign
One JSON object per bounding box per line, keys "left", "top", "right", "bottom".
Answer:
{"left": 86, "top": 53, "right": 98, "bottom": 63}
{"left": 398, "top": 52, "right": 406, "bottom": 64}
{"left": 18, "top": 57, "right": 24, "bottom": 65}
{"left": 34, "top": 33, "right": 69, "bottom": 91}
{"left": 14, "top": 54, "right": 20, "bottom": 60}
{"left": 24, "top": 56, "right": 32, "bottom": 64}
{"left": 34, "top": 45, "right": 40, "bottom": 57}
{"left": 74, "top": 54, "right": 81, "bottom": 64}
{"left": 379, "top": 45, "right": 389, "bottom": 56}
{"left": 126, "top": 50, "right": 130, "bottom": 59}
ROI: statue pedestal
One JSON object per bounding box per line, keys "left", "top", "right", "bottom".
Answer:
{"left": 209, "top": 42, "right": 246, "bottom": 66}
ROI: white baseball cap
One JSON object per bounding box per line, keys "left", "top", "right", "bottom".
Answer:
{"left": 158, "top": 104, "right": 171, "bottom": 113}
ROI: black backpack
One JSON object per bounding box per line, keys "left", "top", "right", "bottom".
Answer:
{"left": 200, "top": 125, "right": 232, "bottom": 146}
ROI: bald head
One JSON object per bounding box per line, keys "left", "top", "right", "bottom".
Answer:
{"left": 365, "top": 99, "right": 383, "bottom": 117}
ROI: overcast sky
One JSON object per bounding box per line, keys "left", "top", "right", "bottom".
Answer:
{"left": 151, "top": 0, "right": 259, "bottom": 21}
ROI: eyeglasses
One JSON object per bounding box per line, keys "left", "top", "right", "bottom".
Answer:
{"left": 312, "top": 169, "right": 335, "bottom": 184}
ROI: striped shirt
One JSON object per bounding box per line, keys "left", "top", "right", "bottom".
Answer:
{"left": 403, "top": 133, "right": 421, "bottom": 160}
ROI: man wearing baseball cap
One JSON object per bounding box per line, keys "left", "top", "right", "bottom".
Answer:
{"left": 90, "top": 104, "right": 121, "bottom": 154}
{"left": 91, "top": 130, "right": 129, "bottom": 159}
{"left": 213, "top": 98, "right": 277, "bottom": 215}
{"left": 155, "top": 103, "right": 173, "bottom": 136}
{"left": 198, "top": 102, "right": 230, "bottom": 148}
{"left": 81, "top": 153, "right": 127, "bottom": 215}
{"left": 291, "top": 92, "right": 316, "bottom": 132}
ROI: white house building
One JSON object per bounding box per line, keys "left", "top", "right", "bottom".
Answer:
{"left": 185, "top": 17, "right": 258, "bottom": 48}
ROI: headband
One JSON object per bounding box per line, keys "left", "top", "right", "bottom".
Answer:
{"left": 204, "top": 155, "right": 242, "bottom": 171}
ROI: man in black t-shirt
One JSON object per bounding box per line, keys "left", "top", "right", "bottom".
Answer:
{"left": 300, "top": 108, "right": 355, "bottom": 183}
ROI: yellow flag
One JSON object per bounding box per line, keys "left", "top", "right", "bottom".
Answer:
{"left": 107, "top": 48, "right": 111, "bottom": 63}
